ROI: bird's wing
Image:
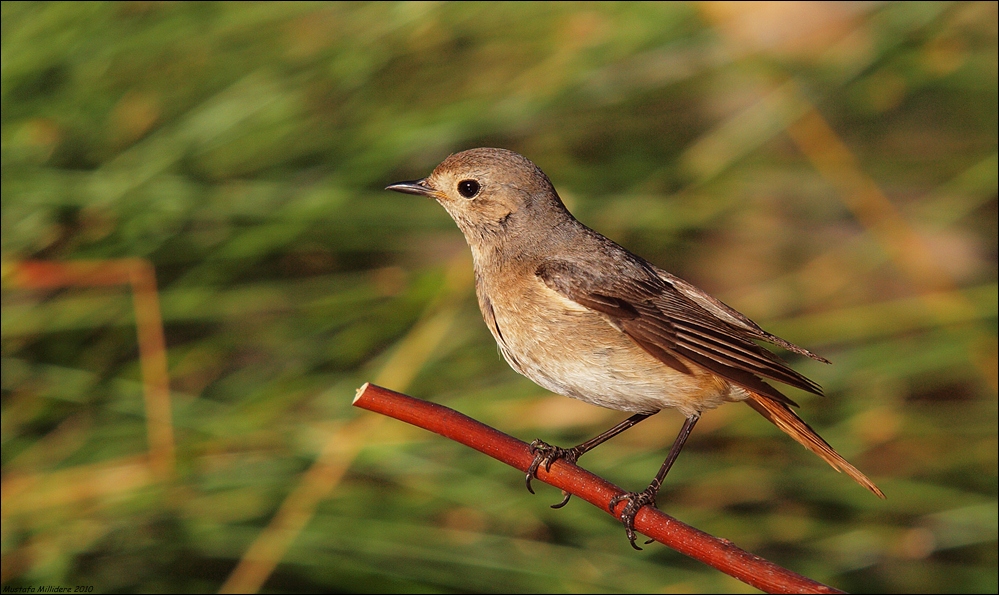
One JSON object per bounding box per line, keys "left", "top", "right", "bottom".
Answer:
{"left": 659, "top": 271, "right": 830, "bottom": 364}
{"left": 536, "top": 258, "right": 822, "bottom": 406}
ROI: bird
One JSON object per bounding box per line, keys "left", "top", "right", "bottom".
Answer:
{"left": 387, "top": 147, "right": 884, "bottom": 549}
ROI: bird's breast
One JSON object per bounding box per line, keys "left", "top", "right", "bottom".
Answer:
{"left": 474, "top": 268, "right": 738, "bottom": 417}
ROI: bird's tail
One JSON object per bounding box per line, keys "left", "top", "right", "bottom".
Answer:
{"left": 745, "top": 392, "right": 885, "bottom": 498}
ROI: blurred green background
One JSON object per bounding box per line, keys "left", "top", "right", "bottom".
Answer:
{"left": 2, "top": 2, "right": 996, "bottom": 593}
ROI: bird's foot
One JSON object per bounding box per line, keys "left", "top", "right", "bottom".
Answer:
{"left": 526, "top": 439, "right": 581, "bottom": 508}
{"left": 608, "top": 486, "right": 659, "bottom": 550}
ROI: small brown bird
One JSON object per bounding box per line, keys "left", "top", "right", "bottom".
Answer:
{"left": 388, "top": 148, "right": 884, "bottom": 548}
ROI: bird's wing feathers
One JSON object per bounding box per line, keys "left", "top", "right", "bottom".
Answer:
{"left": 536, "top": 258, "right": 823, "bottom": 406}
{"left": 660, "top": 271, "right": 830, "bottom": 364}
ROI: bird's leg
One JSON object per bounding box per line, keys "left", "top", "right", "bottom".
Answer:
{"left": 609, "top": 413, "right": 700, "bottom": 550}
{"left": 527, "top": 412, "right": 654, "bottom": 507}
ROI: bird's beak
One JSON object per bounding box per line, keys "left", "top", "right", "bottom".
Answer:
{"left": 385, "top": 178, "right": 436, "bottom": 197}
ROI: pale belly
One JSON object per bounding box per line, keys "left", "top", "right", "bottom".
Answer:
{"left": 484, "top": 282, "right": 746, "bottom": 418}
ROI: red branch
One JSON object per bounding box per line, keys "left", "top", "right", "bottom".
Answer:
{"left": 353, "top": 383, "right": 845, "bottom": 594}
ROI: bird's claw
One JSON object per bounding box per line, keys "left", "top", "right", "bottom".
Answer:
{"left": 609, "top": 487, "right": 659, "bottom": 550}
{"left": 550, "top": 490, "right": 572, "bottom": 509}
{"left": 525, "top": 439, "right": 578, "bottom": 507}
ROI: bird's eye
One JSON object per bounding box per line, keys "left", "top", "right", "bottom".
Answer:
{"left": 457, "top": 179, "right": 480, "bottom": 198}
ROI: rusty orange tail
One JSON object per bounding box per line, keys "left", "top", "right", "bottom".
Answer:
{"left": 746, "top": 392, "right": 885, "bottom": 498}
